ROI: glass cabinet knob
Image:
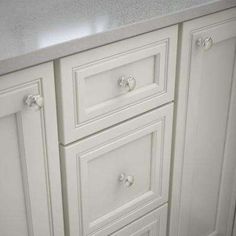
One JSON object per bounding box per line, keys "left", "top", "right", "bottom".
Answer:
{"left": 24, "top": 94, "right": 44, "bottom": 110}
{"left": 119, "top": 173, "right": 135, "bottom": 187}
{"left": 118, "top": 76, "right": 136, "bottom": 91}
{"left": 196, "top": 37, "right": 213, "bottom": 50}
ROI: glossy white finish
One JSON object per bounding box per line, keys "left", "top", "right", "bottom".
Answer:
{"left": 111, "top": 204, "right": 168, "bottom": 236}
{"left": 170, "top": 8, "right": 236, "bottom": 236}
{"left": 0, "top": 0, "right": 236, "bottom": 76}
{"left": 55, "top": 25, "right": 177, "bottom": 143}
{"left": 0, "top": 63, "right": 64, "bottom": 236}
{"left": 60, "top": 104, "right": 173, "bottom": 236}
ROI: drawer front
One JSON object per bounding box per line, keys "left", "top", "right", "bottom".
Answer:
{"left": 111, "top": 204, "right": 167, "bottom": 236}
{"left": 60, "top": 104, "right": 173, "bottom": 236}
{"left": 55, "top": 25, "right": 177, "bottom": 144}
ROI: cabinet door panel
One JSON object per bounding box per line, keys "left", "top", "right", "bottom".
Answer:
{"left": 0, "top": 114, "right": 29, "bottom": 236}
{"left": 170, "top": 8, "right": 236, "bottom": 236}
{"left": 0, "top": 63, "right": 64, "bottom": 236}
{"left": 61, "top": 104, "right": 173, "bottom": 236}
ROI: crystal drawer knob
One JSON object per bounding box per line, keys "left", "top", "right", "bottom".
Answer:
{"left": 24, "top": 94, "right": 44, "bottom": 110}
{"left": 119, "top": 173, "right": 134, "bottom": 187}
{"left": 196, "top": 37, "right": 213, "bottom": 50}
{"left": 118, "top": 76, "right": 136, "bottom": 91}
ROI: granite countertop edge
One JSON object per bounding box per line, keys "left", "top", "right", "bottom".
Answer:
{"left": 1, "top": 1, "right": 235, "bottom": 76}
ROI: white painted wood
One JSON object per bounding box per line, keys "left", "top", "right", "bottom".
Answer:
{"left": 60, "top": 103, "right": 173, "bottom": 236}
{"left": 111, "top": 204, "right": 168, "bottom": 236}
{"left": 0, "top": 63, "right": 64, "bottom": 236}
{"left": 55, "top": 25, "right": 177, "bottom": 144}
{"left": 169, "top": 8, "right": 236, "bottom": 236}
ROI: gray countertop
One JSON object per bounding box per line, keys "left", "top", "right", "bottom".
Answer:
{"left": 1, "top": 0, "right": 235, "bottom": 75}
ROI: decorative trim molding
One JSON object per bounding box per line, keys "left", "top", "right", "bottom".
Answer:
{"left": 72, "top": 39, "right": 169, "bottom": 128}
{"left": 74, "top": 117, "right": 167, "bottom": 235}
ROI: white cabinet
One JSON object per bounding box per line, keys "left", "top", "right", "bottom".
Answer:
{"left": 60, "top": 104, "right": 173, "bottom": 236}
{"left": 55, "top": 25, "right": 177, "bottom": 144}
{"left": 170, "top": 8, "right": 236, "bottom": 236}
{"left": 0, "top": 63, "right": 64, "bottom": 236}
{"left": 1, "top": 6, "right": 235, "bottom": 236}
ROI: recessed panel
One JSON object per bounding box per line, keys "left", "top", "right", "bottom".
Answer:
{"left": 87, "top": 134, "right": 152, "bottom": 222}
{"left": 75, "top": 43, "right": 167, "bottom": 123}
{"left": 84, "top": 56, "right": 159, "bottom": 108}
{"left": 0, "top": 114, "right": 28, "bottom": 236}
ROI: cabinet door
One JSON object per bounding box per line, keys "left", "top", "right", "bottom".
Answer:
{"left": 0, "top": 63, "right": 64, "bottom": 236}
{"left": 170, "top": 8, "right": 236, "bottom": 236}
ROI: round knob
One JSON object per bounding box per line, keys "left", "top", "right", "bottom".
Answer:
{"left": 119, "top": 173, "right": 134, "bottom": 187}
{"left": 196, "top": 37, "right": 213, "bottom": 50}
{"left": 118, "top": 76, "right": 136, "bottom": 91}
{"left": 24, "top": 94, "right": 44, "bottom": 110}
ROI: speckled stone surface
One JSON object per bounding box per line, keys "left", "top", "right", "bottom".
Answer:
{"left": 0, "top": 0, "right": 235, "bottom": 75}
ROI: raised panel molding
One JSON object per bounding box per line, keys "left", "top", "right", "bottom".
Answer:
{"left": 15, "top": 79, "right": 49, "bottom": 236}
{"left": 80, "top": 121, "right": 164, "bottom": 234}
{"left": 60, "top": 104, "right": 173, "bottom": 236}
{"left": 73, "top": 39, "right": 169, "bottom": 124}
{"left": 55, "top": 25, "right": 177, "bottom": 144}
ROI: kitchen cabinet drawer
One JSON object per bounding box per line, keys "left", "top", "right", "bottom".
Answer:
{"left": 55, "top": 25, "right": 177, "bottom": 144}
{"left": 111, "top": 204, "right": 167, "bottom": 236}
{"left": 60, "top": 103, "right": 173, "bottom": 236}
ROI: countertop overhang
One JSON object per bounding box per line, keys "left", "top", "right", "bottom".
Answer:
{"left": 1, "top": 0, "right": 236, "bottom": 75}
